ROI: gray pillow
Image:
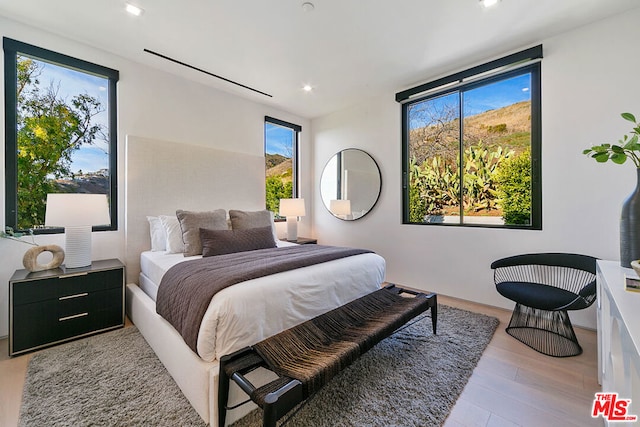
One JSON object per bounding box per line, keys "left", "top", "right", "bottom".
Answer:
{"left": 200, "top": 226, "right": 276, "bottom": 257}
{"left": 229, "top": 209, "right": 272, "bottom": 230}
{"left": 176, "top": 209, "right": 227, "bottom": 256}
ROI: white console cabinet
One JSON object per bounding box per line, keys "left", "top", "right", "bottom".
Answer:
{"left": 597, "top": 260, "right": 640, "bottom": 422}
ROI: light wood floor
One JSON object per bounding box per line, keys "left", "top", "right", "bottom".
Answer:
{"left": 0, "top": 297, "right": 601, "bottom": 427}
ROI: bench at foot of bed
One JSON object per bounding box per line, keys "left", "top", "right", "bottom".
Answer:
{"left": 218, "top": 284, "right": 437, "bottom": 427}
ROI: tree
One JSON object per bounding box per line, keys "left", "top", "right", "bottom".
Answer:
{"left": 495, "top": 150, "right": 531, "bottom": 225}
{"left": 265, "top": 176, "right": 293, "bottom": 216}
{"left": 16, "top": 57, "right": 104, "bottom": 229}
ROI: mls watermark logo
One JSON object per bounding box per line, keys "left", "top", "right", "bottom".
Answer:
{"left": 592, "top": 392, "right": 638, "bottom": 422}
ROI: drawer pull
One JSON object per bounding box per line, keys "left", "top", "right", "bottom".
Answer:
{"left": 59, "top": 312, "right": 88, "bottom": 322}
{"left": 59, "top": 292, "right": 89, "bottom": 301}
{"left": 59, "top": 272, "right": 89, "bottom": 279}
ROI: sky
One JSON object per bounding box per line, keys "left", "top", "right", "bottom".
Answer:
{"left": 265, "top": 122, "right": 295, "bottom": 157}
{"left": 408, "top": 73, "right": 531, "bottom": 130}
{"left": 24, "top": 56, "right": 110, "bottom": 174}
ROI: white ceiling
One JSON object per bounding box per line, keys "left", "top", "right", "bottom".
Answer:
{"left": 0, "top": 0, "right": 638, "bottom": 119}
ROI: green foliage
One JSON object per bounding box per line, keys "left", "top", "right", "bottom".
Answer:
{"left": 583, "top": 113, "right": 640, "bottom": 167}
{"left": 408, "top": 145, "right": 514, "bottom": 222}
{"left": 495, "top": 150, "right": 531, "bottom": 225}
{"left": 494, "top": 131, "right": 531, "bottom": 151}
{"left": 265, "top": 176, "right": 293, "bottom": 217}
{"left": 487, "top": 123, "right": 507, "bottom": 133}
{"left": 15, "top": 57, "right": 104, "bottom": 229}
{"left": 408, "top": 183, "right": 427, "bottom": 222}
{"left": 462, "top": 145, "right": 512, "bottom": 212}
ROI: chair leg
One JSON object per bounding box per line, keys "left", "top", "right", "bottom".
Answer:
{"left": 505, "top": 303, "right": 582, "bottom": 357}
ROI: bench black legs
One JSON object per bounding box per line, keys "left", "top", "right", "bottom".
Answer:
{"left": 383, "top": 283, "right": 438, "bottom": 334}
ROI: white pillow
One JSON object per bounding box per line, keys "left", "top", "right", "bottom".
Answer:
{"left": 269, "top": 211, "right": 280, "bottom": 242}
{"left": 146, "top": 216, "right": 166, "bottom": 251}
{"left": 159, "top": 215, "right": 184, "bottom": 254}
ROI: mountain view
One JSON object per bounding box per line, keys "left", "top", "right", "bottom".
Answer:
{"left": 409, "top": 100, "right": 531, "bottom": 164}
{"left": 53, "top": 170, "right": 110, "bottom": 194}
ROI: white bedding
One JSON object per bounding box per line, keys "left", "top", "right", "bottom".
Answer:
{"left": 140, "top": 245, "right": 386, "bottom": 362}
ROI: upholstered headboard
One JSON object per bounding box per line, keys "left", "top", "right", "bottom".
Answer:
{"left": 124, "top": 135, "right": 265, "bottom": 283}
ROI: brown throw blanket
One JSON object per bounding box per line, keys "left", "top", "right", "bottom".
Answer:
{"left": 156, "top": 245, "right": 373, "bottom": 353}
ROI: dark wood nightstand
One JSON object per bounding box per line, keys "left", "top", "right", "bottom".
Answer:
{"left": 281, "top": 237, "right": 317, "bottom": 245}
{"left": 9, "top": 259, "right": 125, "bottom": 356}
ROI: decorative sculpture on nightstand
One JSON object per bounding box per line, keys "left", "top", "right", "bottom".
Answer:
{"left": 22, "top": 245, "right": 65, "bottom": 272}
{"left": 2, "top": 227, "right": 65, "bottom": 272}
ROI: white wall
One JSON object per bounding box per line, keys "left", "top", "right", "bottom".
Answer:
{"left": 0, "top": 17, "right": 311, "bottom": 337}
{"left": 312, "top": 9, "right": 640, "bottom": 329}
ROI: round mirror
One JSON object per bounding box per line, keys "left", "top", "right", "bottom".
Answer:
{"left": 320, "top": 149, "right": 381, "bottom": 220}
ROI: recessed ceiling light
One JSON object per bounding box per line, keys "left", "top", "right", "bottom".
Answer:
{"left": 301, "top": 2, "right": 315, "bottom": 12}
{"left": 126, "top": 3, "right": 144, "bottom": 16}
{"left": 302, "top": 84, "right": 313, "bottom": 92}
{"left": 480, "top": 0, "right": 500, "bottom": 8}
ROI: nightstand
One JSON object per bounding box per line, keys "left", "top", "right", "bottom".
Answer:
{"left": 9, "top": 259, "right": 125, "bottom": 356}
{"left": 281, "top": 237, "right": 317, "bottom": 245}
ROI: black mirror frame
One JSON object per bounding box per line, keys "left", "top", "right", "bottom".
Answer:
{"left": 319, "top": 148, "right": 382, "bottom": 221}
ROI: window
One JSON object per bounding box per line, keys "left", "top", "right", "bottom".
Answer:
{"left": 4, "top": 38, "right": 119, "bottom": 232}
{"left": 398, "top": 46, "right": 542, "bottom": 229}
{"left": 264, "top": 116, "right": 301, "bottom": 218}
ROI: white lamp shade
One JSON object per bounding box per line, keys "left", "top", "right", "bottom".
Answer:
{"left": 45, "top": 193, "right": 110, "bottom": 227}
{"left": 330, "top": 199, "right": 352, "bottom": 216}
{"left": 279, "top": 198, "right": 306, "bottom": 217}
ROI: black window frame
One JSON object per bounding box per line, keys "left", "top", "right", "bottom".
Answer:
{"left": 4, "top": 37, "right": 119, "bottom": 233}
{"left": 264, "top": 116, "right": 301, "bottom": 219}
{"left": 398, "top": 45, "right": 542, "bottom": 230}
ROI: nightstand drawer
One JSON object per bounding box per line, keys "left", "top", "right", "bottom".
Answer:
{"left": 57, "top": 286, "right": 123, "bottom": 318}
{"left": 12, "top": 287, "right": 123, "bottom": 353}
{"left": 12, "top": 268, "right": 123, "bottom": 306}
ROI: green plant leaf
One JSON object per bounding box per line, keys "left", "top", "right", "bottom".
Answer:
{"left": 582, "top": 149, "right": 593, "bottom": 155}
{"left": 611, "top": 153, "right": 627, "bottom": 164}
{"left": 622, "top": 113, "right": 637, "bottom": 123}
{"left": 593, "top": 152, "right": 609, "bottom": 162}
{"left": 612, "top": 145, "right": 625, "bottom": 153}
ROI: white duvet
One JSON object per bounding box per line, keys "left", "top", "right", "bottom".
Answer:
{"left": 140, "top": 246, "right": 385, "bottom": 362}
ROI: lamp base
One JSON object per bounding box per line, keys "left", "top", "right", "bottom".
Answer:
{"left": 65, "top": 226, "right": 93, "bottom": 268}
{"left": 286, "top": 217, "right": 298, "bottom": 242}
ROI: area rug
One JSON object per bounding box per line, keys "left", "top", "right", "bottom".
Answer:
{"left": 19, "top": 305, "right": 498, "bottom": 427}
{"left": 19, "top": 326, "right": 205, "bottom": 427}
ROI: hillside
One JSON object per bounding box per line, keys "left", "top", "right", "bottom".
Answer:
{"left": 52, "top": 170, "right": 109, "bottom": 194}
{"left": 266, "top": 153, "right": 288, "bottom": 169}
{"left": 266, "top": 158, "right": 292, "bottom": 181}
{"left": 409, "top": 100, "right": 531, "bottom": 164}
{"left": 464, "top": 101, "right": 531, "bottom": 134}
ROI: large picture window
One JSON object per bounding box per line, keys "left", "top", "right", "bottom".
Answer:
{"left": 398, "top": 46, "right": 542, "bottom": 229}
{"left": 264, "top": 116, "right": 301, "bottom": 218}
{"left": 4, "top": 38, "right": 119, "bottom": 232}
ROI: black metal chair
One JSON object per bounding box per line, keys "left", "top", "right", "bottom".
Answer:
{"left": 491, "top": 253, "right": 597, "bottom": 357}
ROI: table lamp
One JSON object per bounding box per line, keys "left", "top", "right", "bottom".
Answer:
{"left": 330, "top": 199, "right": 351, "bottom": 219}
{"left": 45, "top": 193, "right": 110, "bottom": 268}
{"left": 279, "top": 198, "right": 306, "bottom": 241}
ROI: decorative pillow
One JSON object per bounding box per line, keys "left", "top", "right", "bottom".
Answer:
{"left": 159, "top": 215, "right": 184, "bottom": 254}
{"left": 229, "top": 209, "right": 279, "bottom": 242}
{"left": 200, "top": 226, "right": 276, "bottom": 257}
{"left": 177, "top": 209, "right": 227, "bottom": 256}
{"left": 146, "top": 216, "right": 166, "bottom": 251}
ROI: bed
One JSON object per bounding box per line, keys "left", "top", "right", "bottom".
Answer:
{"left": 124, "top": 136, "right": 386, "bottom": 426}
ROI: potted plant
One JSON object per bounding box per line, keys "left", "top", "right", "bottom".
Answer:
{"left": 583, "top": 113, "right": 640, "bottom": 267}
